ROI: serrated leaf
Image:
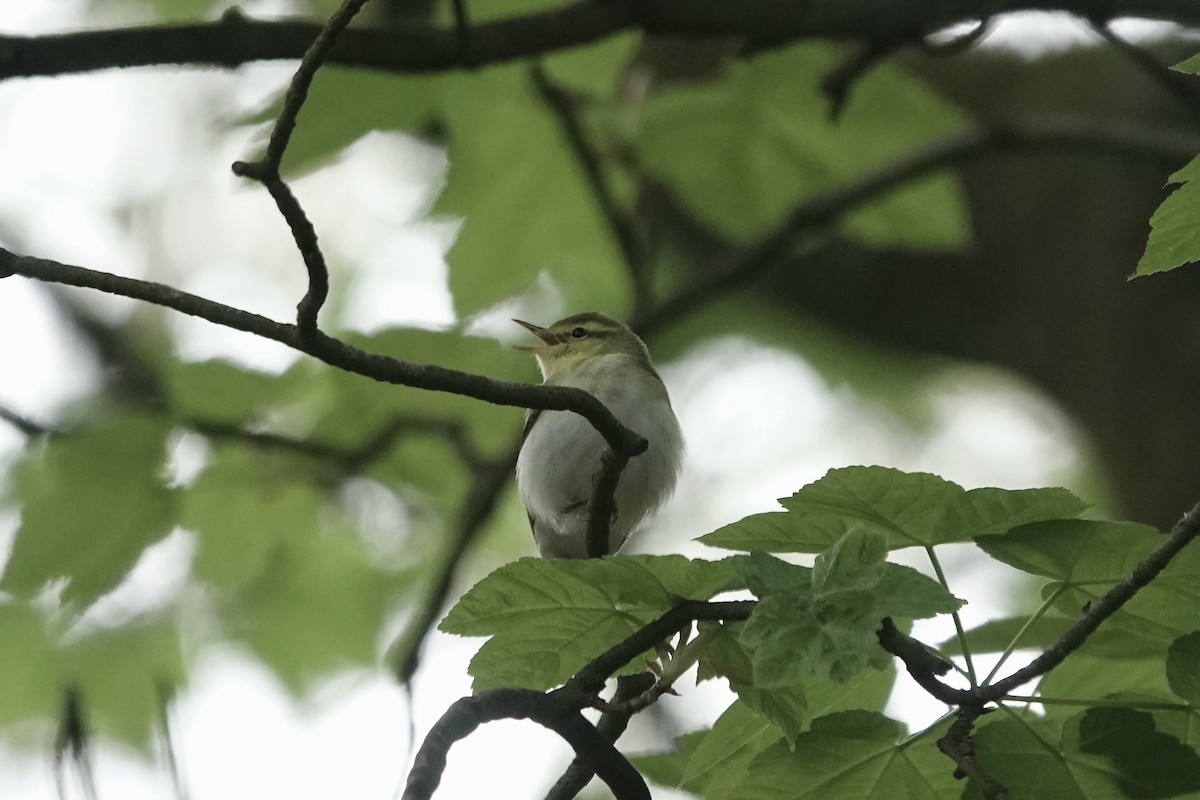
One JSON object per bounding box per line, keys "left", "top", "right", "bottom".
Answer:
{"left": 681, "top": 701, "right": 782, "bottom": 794}
{"left": 701, "top": 467, "right": 1087, "bottom": 552}
{"left": 568, "top": 555, "right": 739, "bottom": 607}
{"left": 732, "top": 550, "right": 811, "bottom": 596}
{"left": 971, "top": 709, "right": 1200, "bottom": 799}
{"left": 1167, "top": 631, "right": 1200, "bottom": 706}
{"left": 440, "top": 558, "right": 652, "bottom": 690}
{"left": 3, "top": 416, "right": 175, "bottom": 608}
{"left": 1135, "top": 152, "right": 1200, "bottom": 277}
{"left": 873, "top": 564, "right": 963, "bottom": 619}
{"left": 812, "top": 529, "right": 887, "bottom": 591}
{"left": 736, "top": 532, "right": 958, "bottom": 688}
{"left": 729, "top": 712, "right": 959, "bottom": 800}
{"left": 977, "top": 519, "right": 1200, "bottom": 640}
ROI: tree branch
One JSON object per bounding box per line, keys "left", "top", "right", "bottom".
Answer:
{"left": 0, "top": 248, "right": 648, "bottom": 459}
{"left": 984, "top": 500, "right": 1200, "bottom": 699}
{"left": 542, "top": 673, "right": 657, "bottom": 800}
{"left": 636, "top": 116, "right": 1200, "bottom": 336}
{"left": 6, "top": 0, "right": 1200, "bottom": 81}
{"left": 937, "top": 706, "right": 1010, "bottom": 800}
{"left": 879, "top": 500, "right": 1200, "bottom": 796}
{"left": 0, "top": 404, "right": 53, "bottom": 437}
{"left": 231, "top": 0, "right": 377, "bottom": 336}
{"left": 531, "top": 63, "right": 653, "bottom": 318}
{"left": 400, "top": 688, "right": 650, "bottom": 800}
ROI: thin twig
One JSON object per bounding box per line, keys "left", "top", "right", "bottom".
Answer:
{"left": 543, "top": 672, "right": 656, "bottom": 800}
{"left": 232, "top": 0, "right": 377, "bottom": 335}
{"left": 401, "top": 688, "right": 650, "bottom": 800}
{"left": 1089, "top": 20, "right": 1200, "bottom": 118}
{"left": 937, "top": 706, "right": 1010, "bottom": 800}
{"left": 0, "top": 404, "right": 53, "bottom": 437}
{"left": 531, "top": 63, "right": 653, "bottom": 317}
{"left": 190, "top": 414, "right": 485, "bottom": 472}
{"left": 984, "top": 501, "right": 1200, "bottom": 699}
{"left": 585, "top": 448, "right": 629, "bottom": 558}
{"left": 0, "top": 248, "right": 648, "bottom": 459}
{"left": 18, "top": 1, "right": 1200, "bottom": 82}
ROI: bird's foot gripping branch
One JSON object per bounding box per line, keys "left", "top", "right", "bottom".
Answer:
{"left": 417, "top": 466, "right": 1200, "bottom": 800}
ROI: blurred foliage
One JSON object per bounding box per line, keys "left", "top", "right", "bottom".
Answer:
{"left": 4, "top": 2, "right": 1200, "bottom": 798}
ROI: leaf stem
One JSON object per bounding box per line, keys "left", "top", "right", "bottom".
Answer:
{"left": 983, "top": 584, "right": 1067, "bottom": 684}
{"left": 926, "top": 545, "right": 977, "bottom": 687}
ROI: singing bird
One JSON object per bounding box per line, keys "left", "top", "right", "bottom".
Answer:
{"left": 514, "top": 312, "right": 683, "bottom": 559}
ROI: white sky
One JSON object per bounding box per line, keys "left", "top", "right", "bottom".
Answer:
{"left": 0, "top": 3, "right": 1122, "bottom": 799}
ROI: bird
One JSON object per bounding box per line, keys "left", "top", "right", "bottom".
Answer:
{"left": 513, "top": 311, "right": 683, "bottom": 559}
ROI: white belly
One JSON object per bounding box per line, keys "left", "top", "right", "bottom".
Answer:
{"left": 516, "top": 358, "right": 683, "bottom": 558}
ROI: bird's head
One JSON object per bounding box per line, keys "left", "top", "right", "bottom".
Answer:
{"left": 513, "top": 312, "right": 654, "bottom": 381}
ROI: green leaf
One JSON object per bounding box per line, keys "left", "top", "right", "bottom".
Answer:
{"left": 3, "top": 416, "right": 175, "bottom": 608}
{"left": 732, "top": 550, "right": 811, "bottom": 596}
{"left": 977, "top": 519, "right": 1200, "bottom": 640}
{"left": 441, "top": 558, "right": 651, "bottom": 690}
{"left": 729, "top": 712, "right": 960, "bottom": 800}
{"left": 681, "top": 701, "right": 783, "bottom": 795}
{"left": 180, "top": 446, "right": 325, "bottom": 588}
{"left": 1167, "top": 631, "right": 1200, "bottom": 706}
{"left": 873, "top": 564, "right": 964, "bottom": 619}
{"left": 442, "top": 556, "right": 736, "bottom": 690}
{"left": 975, "top": 519, "right": 1160, "bottom": 582}
{"left": 227, "top": 534, "right": 409, "bottom": 693}
{"left": 59, "top": 617, "right": 185, "bottom": 747}
{"left": 940, "top": 613, "right": 1165, "bottom": 659}
{"left": 167, "top": 359, "right": 285, "bottom": 426}
{"left": 971, "top": 709, "right": 1200, "bottom": 799}
{"left": 567, "top": 555, "right": 739, "bottom": 607}
{"left": 637, "top": 43, "right": 969, "bottom": 251}
{"left": 812, "top": 529, "right": 887, "bottom": 591}
{"left": 435, "top": 65, "right": 629, "bottom": 316}
{"left": 0, "top": 604, "right": 58, "bottom": 726}
{"left": 700, "top": 467, "right": 1088, "bottom": 552}
{"left": 1135, "top": 153, "right": 1200, "bottom": 277}
{"left": 735, "top": 532, "right": 959, "bottom": 687}
{"left": 1072, "top": 706, "right": 1200, "bottom": 797}
{"left": 247, "top": 69, "right": 440, "bottom": 175}
{"left": 632, "top": 729, "right": 707, "bottom": 791}
{"left": 1173, "top": 53, "right": 1200, "bottom": 74}
{"left": 290, "top": 326, "right": 529, "bottom": 460}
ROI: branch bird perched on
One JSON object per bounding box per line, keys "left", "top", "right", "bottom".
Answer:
{"left": 514, "top": 312, "right": 684, "bottom": 559}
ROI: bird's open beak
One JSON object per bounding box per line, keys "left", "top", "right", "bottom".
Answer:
{"left": 512, "top": 319, "right": 559, "bottom": 352}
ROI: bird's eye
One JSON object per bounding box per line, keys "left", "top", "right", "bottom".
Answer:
{"left": 570, "top": 327, "right": 588, "bottom": 339}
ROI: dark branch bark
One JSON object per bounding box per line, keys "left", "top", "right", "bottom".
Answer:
{"left": 400, "top": 688, "right": 650, "bottom": 800}
{"left": 0, "top": 248, "right": 648, "bottom": 459}
{"left": 231, "top": 0, "right": 377, "bottom": 335}
{"left": 6, "top": 1, "right": 1200, "bottom": 81}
